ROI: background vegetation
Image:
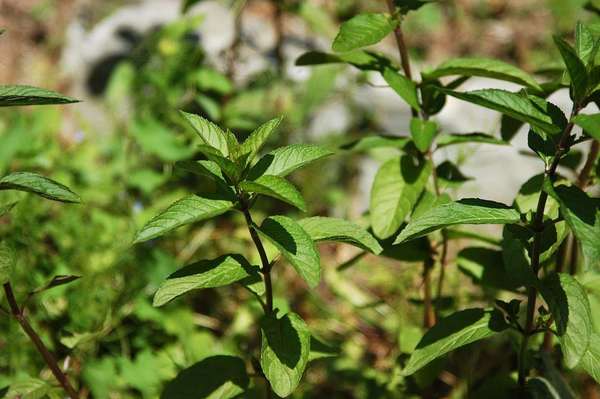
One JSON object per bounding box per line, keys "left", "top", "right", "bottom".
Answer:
{"left": 0, "top": 0, "right": 599, "bottom": 398}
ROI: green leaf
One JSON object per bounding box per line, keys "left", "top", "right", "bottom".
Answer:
{"left": 540, "top": 273, "right": 592, "bottom": 368}
{"left": 240, "top": 175, "right": 307, "bottom": 212}
{"left": 424, "top": 57, "right": 542, "bottom": 90}
{"left": 457, "top": 247, "right": 519, "bottom": 291}
{"left": 340, "top": 135, "right": 409, "bottom": 152}
{"left": 298, "top": 216, "right": 382, "bottom": 254}
{"left": 134, "top": 195, "right": 234, "bottom": 243}
{"left": 0, "top": 172, "right": 80, "bottom": 203}
{"left": 580, "top": 332, "right": 600, "bottom": 384}
{"left": 5, "top": 377, "right": 55, "bottom": 399}
{"left": 393, "top": 0, "right": 437, "bottom": 14}
{"left": 554, "top": 35, "right": 589, "bottom": 103}
{"left": 30, "top": 275, "right": 80, "bottom": 295}
{"left": 257, "top": 215, "right": 320, "bottom": 287}
{"left": 0, "top": 85, "right": 78, "bottom": 107}
{"left": 394, "top": 198, "right": 520, "bottom": 243}
{"left": 153, "top": 254, "right": 259, "bottom": 306}
{"left": 502, "top": 225, "right": 537, "bottom": 288}
{"left": 527, "top": 377, "right": 561, "bottom": 399}
{"left": 410, "top": 118, "right": 438, "bottom": 152}
{"left": 370, "top": 155, "right": 432, "bottom": 239}
{"left": 175, "top": 160, "right": 228, "bottom": 186}
{"left": 239, "top": 117, "right": 283, "bottom": 163}
{"left": 572, "top": 113, "right": 600, "bottom": 140}
{"left": 296, "top": 50, "right": 394, "bottom": 72}
{"left": 197, "top": 144, "right": 242, "bottom": 182}
{"left": 383, "top": 68, "right": 420, "bottom": 111}
{"left": 437, "top": 88, "right": 562, "bottom": 135}
{"left": 161, "top": 355, "right": 249, "bottom": 399}
{"left": 435, "top": 161, "right": 473, "bottom": 188}
{"left": 0, "top": 242, "right": 15, "bottom": 285}
{"left": 332, "top": 13, "right": 395, "bottom": 53}
{"left": 575, "top": 22, "right": 596, "bottom": 65}
{"left": 260, "top": 312, "right": 311, "bottom": 397}
{"left": 248, "top": 144, "right": 333, "bottom": 179}
{"left": 435, "top": 132, "right": 509, "bottom": 148}
{"left": 403, "top": 308, "right": 507, "bottom": 375}
{"left": 180, "top": 111, "right": 229, "bottom": 156}
{"left": 544, "top": 183, "right": 600, "bottom": 271}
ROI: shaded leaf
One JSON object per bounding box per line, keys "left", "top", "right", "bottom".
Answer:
{"left": 30, "top": 275, "right": 80, "bottom": 295}
{"left": 457, "top": 247, "right": 519, "bottom": 291}
{"left": 339, "top": 135, "right": 409, "bottom": 152}
{"left": 260, "top": 312, "right": 311, "bottom": 397}
{"left": 196, "top": 144, "right": 242, "bottom": 182}
{"left": 295, "top": 50, "right": 394, "bottom": 72}
{"left": 298, "top": 216, "right": 382, "bottom": 254}
{"left": 153, "top": 254, "right": 258, "bottom": 306}
{"left": 540, "top": 273, "right": 592, "bottom": 368}
{"left": 258, "top": 216, "right": 320, "bottom": 287}
{"left": 544, "top": 182, "right": 600, "bottom": 271}
{"left": 0, "top": 242, "right": 15, "bottom": 285}
{"left": 239, "top": 116, "right": 283, "bottom": 163}
{"left": 527, "top": 377, "right": 561, "bottom": 399}
{"left": 370, "top": 155, "right": 432, "bottom": 239}
{"left": 403, "top": 308, "right": 507, "bottom": 375}
{"left": 395, "top": 198, "right": 520, "bottom": 243}
{"left": 134, "top": 195, "right": 234, "bottom": 243}
{"left": 0, "top": 172, "right": 80, "bottom": 203}
{"left": 161, "top": 355, "right": 249, "bottom": 399}
{"left": 554, "top": 36, "right": 588, "bottom": 103}
{"left": 175, "top": 160, "right": 228, "bottom": 186}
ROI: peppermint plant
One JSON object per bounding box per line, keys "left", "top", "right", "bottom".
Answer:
{"left": 0, "top": 85, "right": 81, "bottom": 398}
{"left": 134, "top": 112, "right": 382, "bottom": 398}
{"left": 299, "top": 1, "right": 599, "bottom": 397}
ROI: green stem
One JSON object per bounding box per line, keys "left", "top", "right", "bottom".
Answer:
{"left": 517, "top": 105, "right": 580, "bottom": 389}
{"left": 3, "top": 282, "right": 79, "bottom": 398}
{"left": 238, "top": 194, "right": 274, "bottom": 399}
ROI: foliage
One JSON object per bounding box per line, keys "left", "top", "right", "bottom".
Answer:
{"left": 1, "top": 1, "right": 600, "bottom": 398}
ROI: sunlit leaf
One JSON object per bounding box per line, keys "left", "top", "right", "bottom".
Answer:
{"left": 332, "top": 13, "right": 395, "bottom": 53}
{"left": 153, "top": 254, "right": 259, "bottom": 306}
{"left": 298, "top": 216, "right": 382, "bottom": 254}
{"left": 0, "top": 172, "right": 80, "bottom": 203}
{"left": 134, "top": 195, "right": 235, "bottom": 243}
{"left": 394, "top": 198, "right": 520, "bottom": 243}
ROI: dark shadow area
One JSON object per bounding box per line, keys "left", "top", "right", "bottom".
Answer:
{"left": 260, "top": 217, "right": 297, "bottom": 255}
{"left": 161, "top": 355, "right": 249, "bottom": 398}
{"left": 168, "top": 254, "right": 254, "bottom": 280}
{"left": 541, "top": 273, "right": 569, "bottom": 336}
{"left": 458, "top": 198, "right": 512, "bottom": 209}
{"left": 261, "top": 314, "right": 302, "bottom": 368}
{"left": 247, "top": 154, "right": 275, "bottom": 180}
{"left": 436, "top": 161, "right": 472, "bottom": 184}
{"left": 555, "top": 184, "right": 596, "bottom": 225}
